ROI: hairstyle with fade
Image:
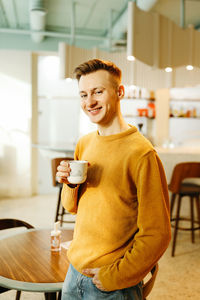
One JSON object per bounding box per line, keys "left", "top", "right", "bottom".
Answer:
{"left": 74, "top": 59, "right": 122, "bottom": 85}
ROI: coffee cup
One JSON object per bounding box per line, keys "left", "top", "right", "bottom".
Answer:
{"left": 68, "top": 160, "right": 88, "bottom": 184}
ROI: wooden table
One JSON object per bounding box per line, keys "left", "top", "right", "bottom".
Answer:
{"left": 0, "top": 229, "right": 73, "bottom": 299}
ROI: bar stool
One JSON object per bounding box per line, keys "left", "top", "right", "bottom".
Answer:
{"left": 51, "top": 157, "right": 75, "bottom": 226}
{"left": 168, "top": 162, "right": 200, "bottom": 256}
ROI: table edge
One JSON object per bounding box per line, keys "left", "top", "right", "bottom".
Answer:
{"left": 0, "top": 228, "right": 36, "bottom": 240}
{"left": 0, "top": 227, "right": 73, "bottom": 240}
{"left": 0, "top": 275, "right": 63, "bottom": 292}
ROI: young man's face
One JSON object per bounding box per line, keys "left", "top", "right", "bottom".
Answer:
{"left": 78, "top": 70, "right": 121, "bottom": 126}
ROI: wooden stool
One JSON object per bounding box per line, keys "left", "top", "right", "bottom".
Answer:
{"left": 168, "top": 162, "right": 200, "bottom": 256}
{"left": 51, "top": 157, "right": 75, "bottom": 226}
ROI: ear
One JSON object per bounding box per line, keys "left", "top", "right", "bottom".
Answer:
{"left": 118, "top": 85, "right": 125, "bottom": 99}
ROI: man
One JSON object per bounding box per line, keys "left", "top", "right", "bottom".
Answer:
{"left": 56, "top": 59, "right": 171, "bottom": 300}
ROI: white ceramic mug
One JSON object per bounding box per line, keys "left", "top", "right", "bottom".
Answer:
{"left": 68, "top": 160, "right": 88, "bottom": 184}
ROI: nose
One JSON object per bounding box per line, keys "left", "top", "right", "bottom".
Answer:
{"left": 86, "top": 94, "right": 97, "bottom": 107}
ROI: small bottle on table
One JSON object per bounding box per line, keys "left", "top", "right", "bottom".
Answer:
{"left": 51, "top": 221, "right": 61, "bottom": 252}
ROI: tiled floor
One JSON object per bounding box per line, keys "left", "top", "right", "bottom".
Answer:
{"left": 0, "top": 193, "right": 75, "bottom": 230}
{"left": 0, "top": 194, "right": 200, "bottom": 299}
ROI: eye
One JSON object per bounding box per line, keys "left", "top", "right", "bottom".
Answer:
{"left": 80, "top": 94, "right": 87, "bottom": 99}
{"left": 95, "top": 90, "right": 103, "bottom": 95}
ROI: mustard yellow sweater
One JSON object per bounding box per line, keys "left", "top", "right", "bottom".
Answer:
{"left": 61, "top": 126, "right": 171, "bottom": 291}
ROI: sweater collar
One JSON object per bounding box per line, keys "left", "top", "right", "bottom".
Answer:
{"left": 95, "top": 125, "right": 137, "bottom": 141}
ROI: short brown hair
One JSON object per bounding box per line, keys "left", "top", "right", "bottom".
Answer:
{"left": 74, "top": 59, "right": 122, "bottom": 83}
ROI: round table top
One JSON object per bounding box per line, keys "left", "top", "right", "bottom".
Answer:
{"left": 0, "top": 228, "right": 73, "bottom": 292}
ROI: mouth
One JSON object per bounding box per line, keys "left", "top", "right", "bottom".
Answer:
{"left": 88, "top": 107, "right": 102, "bottom": 114}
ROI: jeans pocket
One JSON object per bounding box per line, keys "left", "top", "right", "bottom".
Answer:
{"left": 92, "top": 283, "right": 124, "bottom": 299}
{"left": 93, "top": 283, "right": 113, "bottom": 294}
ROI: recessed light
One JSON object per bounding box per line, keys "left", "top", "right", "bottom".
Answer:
{"left": 186, "top": 65, "right": 193, "bottom": 70}
{"left": 165, "top": 67, "right": 173, "bottom": 73}
{"left": 127, "top": 55, "right": 135, "bottom": 61}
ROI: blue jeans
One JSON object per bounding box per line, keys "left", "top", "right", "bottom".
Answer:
{"left": 61, "top": 264, "right": 143, "bottom": 300}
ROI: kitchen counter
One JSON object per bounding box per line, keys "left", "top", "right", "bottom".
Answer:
{"left": 156, "top": 146, "right": 200, "bottom": 154}
{"left": 32, "top": 143, "right": 75, "bottom": 158}
{"left": 155, "top": 146, "right": 200, "bottom": 182}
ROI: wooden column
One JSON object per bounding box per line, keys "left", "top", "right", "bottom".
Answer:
{"left": 155, "top": 89, "right": 170, "bottom": 146}
{"left": 31, "top": 53, "right": 38, "bottom": 195}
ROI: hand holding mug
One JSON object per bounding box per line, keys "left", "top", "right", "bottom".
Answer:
{"left": 56, "top": 160, "right": 88, "bottom": 185}
{"left": 56, "top": 160, "right": 71, "bottom": 184}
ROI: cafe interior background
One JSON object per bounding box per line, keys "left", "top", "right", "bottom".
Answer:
{"left": 0, "top": 0, "right": 200, "bottom": 299}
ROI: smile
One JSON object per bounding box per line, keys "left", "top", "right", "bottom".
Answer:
{"left": 88, "top": 107, "right": 102, "bottom": 113}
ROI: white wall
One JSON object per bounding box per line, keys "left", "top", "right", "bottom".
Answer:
{"left": 0, "top": 50, "right": 32, "bottom": 198}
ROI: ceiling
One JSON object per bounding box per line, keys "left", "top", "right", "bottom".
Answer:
{"left": 0, "top": 0, "right": 200, "bottom": 53}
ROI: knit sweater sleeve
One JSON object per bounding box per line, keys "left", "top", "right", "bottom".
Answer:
{"left": 61, "top": 183, "right": 80, "bottom": 214}
{"left": 61, "top": 143, "right": 80, "bottom": 214}
{"left": 98, "top": 150, "right": 171, "bottom": 291}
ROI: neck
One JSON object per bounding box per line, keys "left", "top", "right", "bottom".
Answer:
{"left": 97, "top": 114, "right": 130, "bottom": 136}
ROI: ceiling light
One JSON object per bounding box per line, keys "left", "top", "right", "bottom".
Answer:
{"left": 165, "top": 21, "right": 173, "bottom": 74}
{"left": 186, "top": 65, "right": 194, "bottom": 71}
{"left": 127, "top": 55, "right": 135, "bottom": 61}
{"left": 127, "top": 2, "right": 135, "bottom": 63}
{"left": 59, "top": 42, "right": 67, "bottom": 79}
{"left": 187, "top": 25, "right": 194, "bottom": 72}
{"left": 29, "top": 0, "right": 47, "bottom": 43}
{"left": 165, "top": 67, "right": 173, "bottom": 73}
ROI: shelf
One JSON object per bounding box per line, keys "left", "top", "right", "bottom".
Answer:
{"left": 123, "top": 115, "right": 155, "bottom": 119}
{"left": 169, "top": 117, "right": 200, "bottom": 119}
{"left": 123, "top": 97, "right": 155, "bottom": 101}
{"left": 170, "top": 98, "right": 200, "bottom": 102}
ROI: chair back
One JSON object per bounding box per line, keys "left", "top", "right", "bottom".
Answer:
{"left": 0, "top": 218, "right": 34, "bottom": 230}
{"left": 51, "top": 157, "right": 74, "bottom": 187}
{"left": 0, "top": 219, "right": 34, "bottom": 296}
{"left": 142, "top": 263, "right": 159, "bottom": 299}
{"left": 168, "top": 162, "right": 200, "bottom": 194}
